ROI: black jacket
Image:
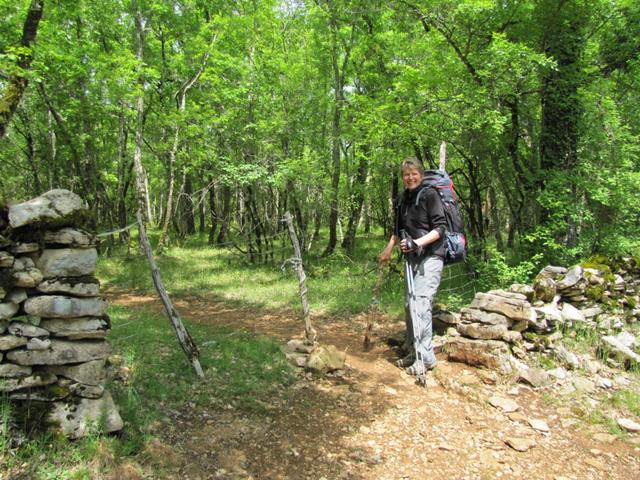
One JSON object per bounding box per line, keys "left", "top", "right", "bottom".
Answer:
{"left": 395, "top": 186, "right": 447, "bottom": 259}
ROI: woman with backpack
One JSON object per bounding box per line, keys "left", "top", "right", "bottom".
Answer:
{"left": 378, "top": 157, "right": 447, "bottom": 375}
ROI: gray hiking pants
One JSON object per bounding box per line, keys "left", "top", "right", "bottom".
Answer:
{"left": 405, "top": 255, "right": 444, "bottom": 367}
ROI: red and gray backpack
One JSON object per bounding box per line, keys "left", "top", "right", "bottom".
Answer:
{"left": 415, "top": 170, "right": 467, "bottom": 264}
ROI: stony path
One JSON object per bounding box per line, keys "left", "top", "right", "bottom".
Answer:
{"left": 109, "top": 292, "right": 640, "bottom": 480}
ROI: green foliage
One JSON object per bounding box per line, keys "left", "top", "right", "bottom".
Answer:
{"left": 471, "top": 245, "right": 543, "bottom": 291}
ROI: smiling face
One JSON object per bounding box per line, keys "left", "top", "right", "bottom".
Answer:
{"left": 402, "top": 166, "right": 423, "bottom": 191}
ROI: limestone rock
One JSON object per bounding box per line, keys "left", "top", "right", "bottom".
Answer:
{"left": 5, "top": 288, "right": 27, "bottom": 304}
{"left": 561, "top": 303, "right": 586, "bottom": 323}
{"left": 535, "top": 304, "right": 563, "bottom": 324}
{"left": 0, "top": 335, "right": 28, "bottom": 351}
{"left": 0, "top": 363, "right": 32, "bottom": 378}
{"left": 47, "top": 390, "right": 123, "bottom": 439}
{"left": 613, "top": 331, "right": 637, "bottom": 349}
{"left": 6, "top": 339, "right": 111, "bottom": 365}
{"left": 0, "top": 319, "right": 6, "bottom": 334}
{"left": 601, "top": 335, "right": 640, "bottom": 366}
{"left": 0, "top": 251, "right": 14, "bottom": 268}
{"left": 37, "top": 278, "right": 100, "bottom": 297}
{"left": 533, "top": 276, "right": 557, "bottom": 303}
{"left": 556, "top": 265, "right": 584, "bottom": 290}
{"left": 306, "top": 345, "right": 346, "bottom": 373}
{"left": 24, "top": 295, "right": 108, "bottom": 318}
{"left": 285, "top": 352, "right": 307, "bottom": 367}
{"left": 8, "top": 189, "right": 88, "bottom": 229}
{"left": 0, "top": 302, "right": 19, "bottom": 320}
{"left": 554, "top": 345, "right": 581, "bottom": 370}
{"left": 528, "top": 419, "right": 550, "bottom": 432}
{"left": 44, "top": 228, "right": 96, "bottom": 248}
{"left": 547, "top": 367, "right": 568, "bottom": 380}
{"left": 12, "top": 266, "right": 43, "bottom": 288}
{"left": 11, "top": 242, "right": 39, "bottom": 254}
{"left": 572, "top": 377, "right": 596, "bottom": 393}
{"left": 509, "top": 283, "right": 534, "bottom": 300}
{"left": 502, "top": 330, "right": 523, "bottom": 343}
{"left": 69, "top": 382, "right": 105, "bottom": 399}
{"left": 8, "top": 322, "right": 50, "bottom": 337}
{"left": 457, "top": 322, "right": 508, "bottom": 341}
{"left": 27, "top": 337, "right": 52, "bottom": 350}
{"left": 445, "top": 337, "right": 513, "bottom": 373}
{"left": 37, "top": 248, "right": 98, "bottom": 278}
{"left": 488, "top": 396, "right": 519, "bottom": 413}
{"left": 39, "top": 317, "right": 110, "bottom": 339}
{"left": 0, "top": 372, "right": 57, "bottom": 392}
{"left": 433, "top": 309, "right": 460, "bottom": 325}
{"left": 518, "top": 367, "right": 552, "bottom": 388}
{"left": 460, "top": 308, "right": 511, "bottom": 327}
{"left": 45, "top": 359, "right": 106, "bottom": 386}
{"left": 617, "top": 418, "right": 640, "bottom": 433}
{"left": 470, "top": 292, "right": 535, "bottom": 323}
{"left": 504, "top": 437, "right": 536, "bottom": 452}
{"left": 9, "top": 385, "right": 71, "bottom": 401}
{"left": 283, "top": 339, "right": 315, "bottom": 354}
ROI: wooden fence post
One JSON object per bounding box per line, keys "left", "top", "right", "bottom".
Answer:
{"left": 136, "top": 211, "right": 204, "bottom": 378}
{"left": 283, "top": 212, "right": 317, "bottom": 343}
{"left": 439, "top": 141, "right": 447, "bottom": 172}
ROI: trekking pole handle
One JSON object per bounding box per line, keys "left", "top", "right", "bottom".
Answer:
{"left": 399, "top": 229, "right": 416, "bottom": 253}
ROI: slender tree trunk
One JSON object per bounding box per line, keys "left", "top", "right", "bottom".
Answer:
{"left": 184, "top": 173, "right": 196, "bottom": 235}
{"left": 342, "top": 148, "right": 368, "bottom": 254}
{"left": 208, "top": 182, "right": 218, "bottom": 244}
{"left": 116, "top": 110, "right": 131, "bottom": 244}
{"left": 0, "top": 0, "right": 44, "bottom": 139}
{"left": 132, "top": 4, "right": 151, "bottom": 223}
{"left": 216, "top": 185, "right": 231, "bottom": 244}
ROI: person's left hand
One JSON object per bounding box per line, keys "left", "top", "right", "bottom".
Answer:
{"left": 400, "top": 237, "right": 417, "bottom": 253}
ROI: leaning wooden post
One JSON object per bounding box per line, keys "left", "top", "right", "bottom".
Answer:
{"left": 283, "top": 211, "right": 317, "bottom": 343}
{"left": 136, "top": 211, "right": 204, "bottom": 378}
{"left": 439, "top": 141, "right": 447, "bottom": 172}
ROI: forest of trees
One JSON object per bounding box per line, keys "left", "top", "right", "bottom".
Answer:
{"left": 1, "top": 0, "right": 639, "bottom": 265}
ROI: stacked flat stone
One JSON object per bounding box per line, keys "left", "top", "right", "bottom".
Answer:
{"left": 0, "top": 189, "right": 122, "bottom": 439}
{"left": 441, "top": 260, "right": 640, "bottom": 373}
{"left": 444, "top": 290, "right": 535, "bottom": 373}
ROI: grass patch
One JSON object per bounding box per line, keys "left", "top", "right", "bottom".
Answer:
{"left": 97, "top": 229, "right": 477, "bottom": 317}
{"left": 1, "top": 304, "right": 296, "bottom": 479}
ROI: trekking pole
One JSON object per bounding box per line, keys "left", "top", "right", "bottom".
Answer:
{"left": 400, "top": 230, "right": 425, "bottom": 378}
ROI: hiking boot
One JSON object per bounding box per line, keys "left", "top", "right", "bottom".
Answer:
{"left": 396, "top": 352, "right": 416, "bottom": 368}
{"left": 405, "top": 359, "right": 436, "bottom": 376}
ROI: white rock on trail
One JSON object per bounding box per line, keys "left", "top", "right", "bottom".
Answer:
{"left": 488, "top": 396, "right": 520, "bottom": 413}
{"left": 617, "top": 418, "right": 640, "bottom": 433}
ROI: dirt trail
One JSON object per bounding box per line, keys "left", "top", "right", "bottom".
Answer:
{"left": 108, "top": 290, "right": 640, "bottom": 480}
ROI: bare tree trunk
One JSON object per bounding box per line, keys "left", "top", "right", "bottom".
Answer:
{"left": 136, "top": 211, "right": 204, "bottom": 378}
{"left": 284, "top": 212, "right": 317, "bottom": 343}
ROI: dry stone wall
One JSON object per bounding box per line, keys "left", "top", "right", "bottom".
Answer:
{"left": 439, "top": 259, "right": 640, "bottom": 380}
{"left": 0, "top": 189, "right": 122, "bottom": 439}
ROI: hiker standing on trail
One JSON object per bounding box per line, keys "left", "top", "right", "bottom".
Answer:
{"left": 378, "top": 157, "right": 447, "bottom": 375}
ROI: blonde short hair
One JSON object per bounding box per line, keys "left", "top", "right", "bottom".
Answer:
{"left": 401, "top": 157, "right": 424, "bottom": 176}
